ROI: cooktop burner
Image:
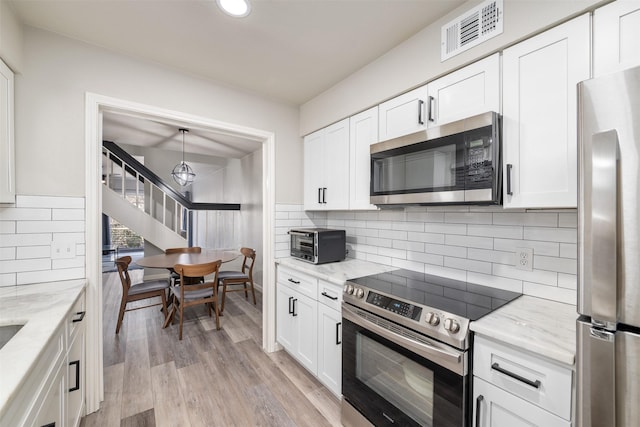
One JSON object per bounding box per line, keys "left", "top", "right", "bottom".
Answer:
{"left": 348, "top": 268, "right": 522, "bottom": 321}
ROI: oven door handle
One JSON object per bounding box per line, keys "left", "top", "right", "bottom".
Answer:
{"left": 342, "top": 304, "right": 465, "bottom": 375}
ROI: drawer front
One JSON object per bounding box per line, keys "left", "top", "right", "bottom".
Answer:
{"left": 474, "top": 336, "right": 573, "bottom": 420}
{"left": 68, "top": 290, "right": 86, "bottom": 340}
{"left": 317, "top": 280, "right": 342, "bottom": 310}
{"left": 473, "top": 377, "right": 571, "bottom": 427}
{"left": 277, "top": 266, "right": 317, "bottom": 299}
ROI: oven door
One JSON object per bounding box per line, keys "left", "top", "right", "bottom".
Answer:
{"left": 289, "top": 230, "right": 315, "bottom": 262}
{"left": 342, "top": 304, "right": 469, "bottom": 427}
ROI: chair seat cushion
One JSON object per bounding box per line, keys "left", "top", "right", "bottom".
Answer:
{"left": 171, "top": 287, "right": 213, "bottom": 301}
{"left": 218, "top": 271, "right": 249, "bottom": 281}
{"left": 129, "top": 279, "right": 169, "bottom": 296}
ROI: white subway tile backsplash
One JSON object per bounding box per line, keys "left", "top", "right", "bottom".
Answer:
{"left": 0, "top": 233, "right": 52, "bottom": 247}
{"left": 467, "top": 224, "right": 523, "bottom": 239}
{"left": 2, "top": 196, "right": 86, "bottom": 286}
{"left": 407, "top": 251, "right": 444, "bottom": 266}
{"left": 52, "top": 208, "right": 84, "bottom": 221}
{"left": 424, "top": 222, "right": 467, "bottom": 235}
{"left": 445, "top": 212, "right": 492, "bottom": 224}
{"left": 275, "top": 211, "right": 289, "bottom": 220}
{"left": 444, "top": 257, "right": 492, "bottom": 274}
{"left": 278, "top": 204, "right": 579, "bottom": 304}
{"left": 493, "top": 238, "right": 560, "bottom": 257}
{"left": 560, "top": 243, "right": 577, "bottom": 259}
{"left": 534, "top": 255, "right": 577, "bottom": 274}
{"left": 493, "top": 264, "right": 558, "bottom": 286}
{"left": 493, "top": 212, "right": 558, "bottom": 227}
{"left": 17, "top": 267, "right": 85, "bottom": 285}
{"left": 0, "top": 258, "right": 51, "bottom": 274}
{"left": 0, "top": 248, "right": 15, "bottom": 260}
{"left": 523, "top": 282, "right": 576, "bottom": 305}
{"left": 0, "top": 273, "right": 16, "bottom": 287}
{"left": 524, "top": 226, "right": 577, "bottom": 243}
{"left": 445, "top": 234, "right": 493, "bottom": 249}
{"left": 0, "top": 221, "right": 16, "bottom": 234}
{"left": 0, "top": 208, "right": 51, "bottom": 221}
{"left": 17, "top": 246, "right": 51, "bottom": 259}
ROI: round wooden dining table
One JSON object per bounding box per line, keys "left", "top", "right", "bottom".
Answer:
{"left": 135, "top": 249, "right": 240, "bottom": 269}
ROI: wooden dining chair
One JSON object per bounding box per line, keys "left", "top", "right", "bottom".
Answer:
{"left": 165, "top": 246, "right": 202, "bottom": 285}
{"left": 115, "top": 256, "right": 169, "bottom": 334}
{"left": 218, "top": 247, "right": 256, "bottom": 314}
{"left": 163, "top": 259, "right": 222, "bottom": 340}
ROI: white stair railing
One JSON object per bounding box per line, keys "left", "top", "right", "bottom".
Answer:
{"left": 102, "top": 147, "right": 188, "bottom": 237}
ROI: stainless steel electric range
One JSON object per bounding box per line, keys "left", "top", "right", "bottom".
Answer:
{"left": 341, "top": 268, "right": 522, "bottom": 427}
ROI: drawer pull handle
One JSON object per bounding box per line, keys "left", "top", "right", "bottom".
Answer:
{"left": 72, "top": 311, "right": 86, "bottom": 323}
{"left": 491, "top": 362, "right": 541, "bottom": 389}
{"left": 288, "top": 278, "right": 300, "bottom": 284}
{"left": 321, "top": 291, "right": 338, "bottom": 301}
{"left": 475, "top": 395, "right": 484, "bottom": 427}
{"left": 69, "top": 360, "right": 81, "bottom": 392}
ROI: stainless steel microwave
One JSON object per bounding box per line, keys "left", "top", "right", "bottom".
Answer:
{"left": 370, "top": 111, "right": 501, "bottom": 206}
{"left": 289, "top": 228, "right": 346, "bottom": 264}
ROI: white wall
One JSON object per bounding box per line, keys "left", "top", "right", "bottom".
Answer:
{"left": 299, "top": 0, "right": 607, "bottom": 135}
{"left": 0, "top": 0, "right": 23, "bottom": 72}
{"left": 15, "top": 26, "right": 302, "bottom": 204}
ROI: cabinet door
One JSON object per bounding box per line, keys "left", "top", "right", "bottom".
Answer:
{"left": 303, "top": 129, "right": 325, "bottom": 210}
{"left": 317, "top": 303, "right": 342, "bottom": 397}
{"left": 29, "top": 363, "right": 65, "bottom": 427}
{"left": 67, "top": 326, "right": 85, "bottom": 427}
{"left": 473, "top": 377, "right": 570, "bottom": 427}
{"left": 594, "top": 0, "right": 640, "bottom": 77}
{"left": 502, "top": 14, "right": 590, "bottom": 208}
{"left": 378, "top": 85, "right": 428, "bottom": 141}
{"left": 323, "top": 118, "right": 350, "bottom": 210}
{"left": 276, "top": 284, "right": 297, "bottom": 351}
{"left": 349, "top": 106, "right": 378, "bottom": 210}
{"left": 428, "top": 53, "right": 501, "bottom": 127}
{"left": 0, "top": 58, "right": 15, "bottom": 204}
{"left": 292, "top": 292, "right": 318, "bottom": 375}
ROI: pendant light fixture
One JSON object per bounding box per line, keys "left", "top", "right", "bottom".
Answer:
{"left": 172, "top": 128, "right": 196, "bottom": 186}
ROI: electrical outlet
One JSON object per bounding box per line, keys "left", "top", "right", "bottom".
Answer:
{"left": 515, "top": 247, "right": 533, "bottom": 271}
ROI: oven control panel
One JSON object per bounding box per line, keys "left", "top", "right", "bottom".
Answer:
{"left": 365, "top": 291, "right": 422, "bottom": 321}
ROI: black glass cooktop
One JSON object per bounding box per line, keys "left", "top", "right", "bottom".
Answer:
{"left": 348, "top": 269, "right": 522, "bottom": 321}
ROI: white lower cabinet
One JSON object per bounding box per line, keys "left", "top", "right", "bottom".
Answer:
{"left": 472, "top": 335, "right": 573, "bottom": 427}
{"left": 276, "top": 264, "right": 342, "bottom": 397}
{"left": 0, "top": 289, "right": 85, "bottom": 427}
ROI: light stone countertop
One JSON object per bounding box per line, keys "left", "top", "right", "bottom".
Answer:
{"left": 276, "top": 257, "right": 397, "bottom": 286}
{"left": 470, "top": 295, "right": 578, "bottom": 366}
{"left": 0, "top": 279, "right": 86, "bottom": 418}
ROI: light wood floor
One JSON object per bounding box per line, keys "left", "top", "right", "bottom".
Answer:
{"left": 80, "top": 270, "right": 341, "bottom": 427}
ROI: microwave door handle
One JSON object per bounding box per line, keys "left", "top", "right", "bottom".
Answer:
{"left": 588, "top": 130, "right": 619, "bottom": 326}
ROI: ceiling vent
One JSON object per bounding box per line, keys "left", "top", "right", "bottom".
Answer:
{"left": 441, "top": 0, "right": 503, "bottom": 62}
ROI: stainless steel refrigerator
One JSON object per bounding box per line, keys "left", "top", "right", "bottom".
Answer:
{"left": 577, "top": 65, "right": 640, "bottom": 427}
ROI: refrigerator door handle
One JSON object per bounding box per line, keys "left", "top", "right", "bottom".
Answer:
{"left": 587, "top": 130, "right": 619, "bottom": 327}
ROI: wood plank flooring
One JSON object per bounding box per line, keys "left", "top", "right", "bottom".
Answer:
{"left": 81, "top": 271, "right": 341, "bottom": 427}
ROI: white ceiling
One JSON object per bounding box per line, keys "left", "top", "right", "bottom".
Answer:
{"left": 8, "top": 0, "right": 466, "bottom": 157}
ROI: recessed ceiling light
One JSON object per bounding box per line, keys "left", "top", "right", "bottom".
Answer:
{"left": 217, "top": 0, "right": 251, "bottom": 17}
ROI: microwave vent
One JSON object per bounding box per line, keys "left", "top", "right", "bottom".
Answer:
{"left": 441, "top": 0, "right": 503, "bottom": 61}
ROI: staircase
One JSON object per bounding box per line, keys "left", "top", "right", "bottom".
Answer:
{"left": 102, "top": 141, "right": 240, "bottom": 251}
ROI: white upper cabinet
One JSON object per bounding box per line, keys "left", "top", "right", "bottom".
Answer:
{"left": 303, "top": 118, "right": 350, "bottom": 210}
{"left": 502, "top": 14, "right": 590, "bottom": 209}
{"left": 594, "top": 0, "right": 640, "bottom": 77}
{"left": 349, "top": 106, "right": 378, "bottom": 210}
{"left": 378, "top": 85, "right": 429, "bottom": 142}
{"left": 428, "top": 53, "right": 501, "bottom": 126}
{"left": 0, "top": 58, "right": 15, "bottom": 204}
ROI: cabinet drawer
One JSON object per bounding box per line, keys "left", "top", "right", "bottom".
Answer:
{"left": 277, "top": 266, "right": 317, "bottom": 299}
{"left": 474, "top": 336, "right": 572, "bottom": 420}
{"left": 68, "top": 290, "right": 86, "bottom": 340}
{"left": 317, "top": 280, "right": 342, "bottom": 311}
{"left": 473, "top": 377, "right": 570, "bottom": 427}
